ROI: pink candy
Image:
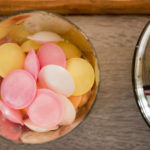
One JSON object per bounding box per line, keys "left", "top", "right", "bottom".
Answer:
{"left": 24, "top": 49, "right": 40, "bottom": 80}
{"left": 1, "top": 70, "right": 37, "bottom": 109}
{"left": 0, "top": 101, "right": 23, "bottom": 125}
{"left": 27, "top": 89, "right": 64, "bottom": 128}
{"left": 37, "top": 43, "right": 66, "bottom": 68}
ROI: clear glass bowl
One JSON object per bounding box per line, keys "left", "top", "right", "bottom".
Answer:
{"left": 0, "top": 11, "right": 100, "bottom": 144}
{"left": 133, "top": 21, "right": 150, "bottom": 127}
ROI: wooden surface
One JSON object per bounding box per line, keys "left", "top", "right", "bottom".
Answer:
{"left": 1, "top": 0, "right": 150, "bottom": 15}
{"left": 0, "top": 15, "right": 150, "bottom": 150}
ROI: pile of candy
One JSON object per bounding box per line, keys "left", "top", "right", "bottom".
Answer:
{"left": 0, "top": 14, "right": 95, "bottom": 141}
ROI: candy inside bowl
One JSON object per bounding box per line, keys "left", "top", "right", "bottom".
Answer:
{"left": 0, "top": 11, "right": 99, "bottom": 144}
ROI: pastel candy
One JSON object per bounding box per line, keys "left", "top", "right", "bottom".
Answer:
{"left": 37, "top": 43, "right": 66, "bottom": 68}
{"left": 28, "top": 31, "right": 63, "bottom": 43}
{"left": 79, "top": 91, "right": 91, "bottom": 107}
{"left": 21, "top": 40, "right": 41, "bottom": 52}
{"left": 67, "top": 58, "right": 95, "bottom": 96}
{"left": 8, "top": 23, "right": 31, "bottom": 44}
{"left": 68, "top": 95, "right": 82, "bottom": 110}
{"left": 24, "top": 119, "right": 58, "bottom": 132}
{"left": 0, "top": 43, "right": 25, "bottom": 77}
{"left": 27, "top": 89, "right": 64, "bottom": 128}
{"left": 1, "top": 70, "right": 37, "bottom": 109}
{"left": 38, "top": 65, "right": 75, "bottom": 97}
{"left": 57, "top": 41, "right": 82, "bottom": 59}
{"left": 24, "top": 49, "right": 40, "bottom": 80}
{"left": 0, "top": 101, "right": 23, "bottom": 125}
{"left": 0, "top": 112, "right": 22, "bottom": 141}
{"left": 59, "top": 95, "right": 76, "bottom": 125}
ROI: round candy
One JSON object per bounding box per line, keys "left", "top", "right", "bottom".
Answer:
{"left": 21, "top": 40, "right": 41, "bottom": 52}
{"left": 1, "top": 70, "right": 37, "bottom": 109}
{"left": 37, "top": 43, "right": 66, "bottom": 68}
{"left": 68, "top": 95, "right": 82, "bottom": 110}
{"left": 57, "top": 41, "right": 82, "bottom": 59}
{"left": 28, "top": 31, "right": 63, "bottom": 43}
{"left": 24, "top": 119, "right": 58, "bottom": 132}
{"left": 79, "top": 90, "right": 91, "bottom": 107}
{"left": 8, "top": 23, "right": 31, "bottom": 44}
{"left": 0, "top": 43, "right": 25, "bottom": 77}
{"left": 59, "top": 95, "right": 76, "bottom": 125}
{"left": 0, "top": 112, "right": 22, "bottom": 141}
{"left": 24, "top": 49, "right": 40, "bottom": 80}
{"left": 27, "top": 89, "right": 64, "bottom": 128}
{"left": 38, "top": 65, "right": 75, "bottom": 97}
{"left": 67, "top": 58, "right": 95, "bottom": 96}
{"left": 0, "top": 101, "right": 23, "bottom": 125}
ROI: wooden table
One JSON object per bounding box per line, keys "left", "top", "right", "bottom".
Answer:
{"left": 0, "top": 15, "right": 150, "bottom": 150}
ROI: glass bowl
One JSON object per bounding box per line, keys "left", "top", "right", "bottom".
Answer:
{"left": 133, "top": 21, "right": 150, "bottom": 127}
{"left": 0, "top": 11, "right": 100, "bottom": 144}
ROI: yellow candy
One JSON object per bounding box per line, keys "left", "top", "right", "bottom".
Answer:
{"left": 21, "top": 40, "right": 41, "bottom": 52}
{"left": 67, "top": 58, "right": 95, "bottom": 96}
{"left": 8, "top": 24, "right": 31, "bottom": 44}
{"left": 57, "top": 41, "right": 82, "bottom": 59}
{"left": 0, "top": 43, "right": 25, "bottom": 77}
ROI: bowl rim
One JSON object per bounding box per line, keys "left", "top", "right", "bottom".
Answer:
{"left": 0, "top": 10, "right": 101, "bottom": 144}
{"left": 132, "top": 20, "right": 150, "bottom": 128}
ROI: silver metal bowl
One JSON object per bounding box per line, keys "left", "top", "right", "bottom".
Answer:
{"left": 133, "top": 21, "right": 150, "bottom": 127}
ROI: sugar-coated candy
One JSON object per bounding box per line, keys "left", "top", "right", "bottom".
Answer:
{"left": 1, "top": 70, "right": 37, "bottom": 109}
{"left": 68, "top": 95, "right": 82, "bottom": 110}
{"left": 37, "top": 43, "right": 66, "bottom": 68}
{"left": 21, "top": 40, "right": 41, "bottom": 52}
{"left": 8, "top": 24, "right": 31, "bottom": 44}
{"left": 0, "top": 43, "right": 25, "bottom": 77}
{"left": 27, "top": 89, "right": 64, "bottom": 128}
{"left": 57, "top": 41, "right": 82, "bottom": 59}
{"left": 0, "top": 112, "right": 22, "bottom": 141}
{"left": 79, "top": 91, "right": 91, "bottom": 107}
{"left": 38, "top": 65, "right": 75, "bottom": 97}
{"left": 67, "top": 58, "right": 95, "bottom": 96}
{"left": 59, "top": 95, "right": 76, "bottom": 125}
{"left": 28, "top": 31, "right": 63, "bottom": 43}
{"left": 24, "top": 49, "right": 40, "bottom": 80}
{"left": 24, "top": 119, "right": 58, "bottom": 132}
{"left": 0, "top": 101, "right": 23, "bottom": 125}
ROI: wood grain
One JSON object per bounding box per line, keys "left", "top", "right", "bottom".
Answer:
{"left": 0, "top": 0, "right": 150, "bottom": 15}
{"left": 0, "top": 15, "right": 150, "bottom": 149}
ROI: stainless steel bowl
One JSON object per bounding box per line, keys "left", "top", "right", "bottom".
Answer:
{"left": 133, "top": 21, "right": 150, "bottom": 127}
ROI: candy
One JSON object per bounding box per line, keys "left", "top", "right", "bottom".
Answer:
{"left": 57, "top": 41, "right": 82, "bottom": 59}
{"left": 68, "top": 95, "right": 82, "bottom": 110}
{"left": 0, "top": 43, "right": 25, "bottom": 77}
{"left": 24, "top": 119, "right": 58, "bottom": 132}
{"left": 38, "top": 65, "right": 75, "bottom": 97}
{"left": 37, "top": 43, "right": 66, "bottom": 68}
{"left": 59, "top": 95, "right": 76, "bottom": 125}
{"left": 27, "top": 89, "right": 64, "bottom": 128}
{"left": 79, "top": 90, "right": 91, "bottom": 107}
{"left": 27, "top": 31, "right": 63, "bottom": 43}
{"left": 0, "top": 101, "right": 23, "bottom": 125}
{"left": 0, "top": 112, "right": 22, "bottom": 141}
{"left": 67, "top": 58, "right": 95, "bottom": 96}
{"left": 8, "top": 24, "right": 31, "bottom": 44}
{"left": 24, "top": 49, "right": 40, "bottom": 80}
{"left": 1, "top": 70, "right": 37, "bottom": 109}
{"left": 21, "top": 40, "right": 41, "bottom": 52}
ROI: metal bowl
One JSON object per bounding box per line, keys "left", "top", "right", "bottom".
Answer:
{"left": 133, "top": 21, "right": 150, "bottom": 127}
{"left": 0, "top": 11, "right": 100, "bottom": 144}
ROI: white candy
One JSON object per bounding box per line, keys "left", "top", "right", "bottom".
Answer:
{"left": 27, "top": 31, "right": 63, "bottom": 43}
{"left": 38, "top": 65, "right": 75, "bottom": 97}
{"left": 59, "top": 95, "right": 76, "bottom": 125}
{"left": 24, "top": 119, "right": 58, "bottom": 132}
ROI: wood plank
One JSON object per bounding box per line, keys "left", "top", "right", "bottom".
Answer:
{"left": 0, "top": 0, "right": 150, "bottom": 15}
